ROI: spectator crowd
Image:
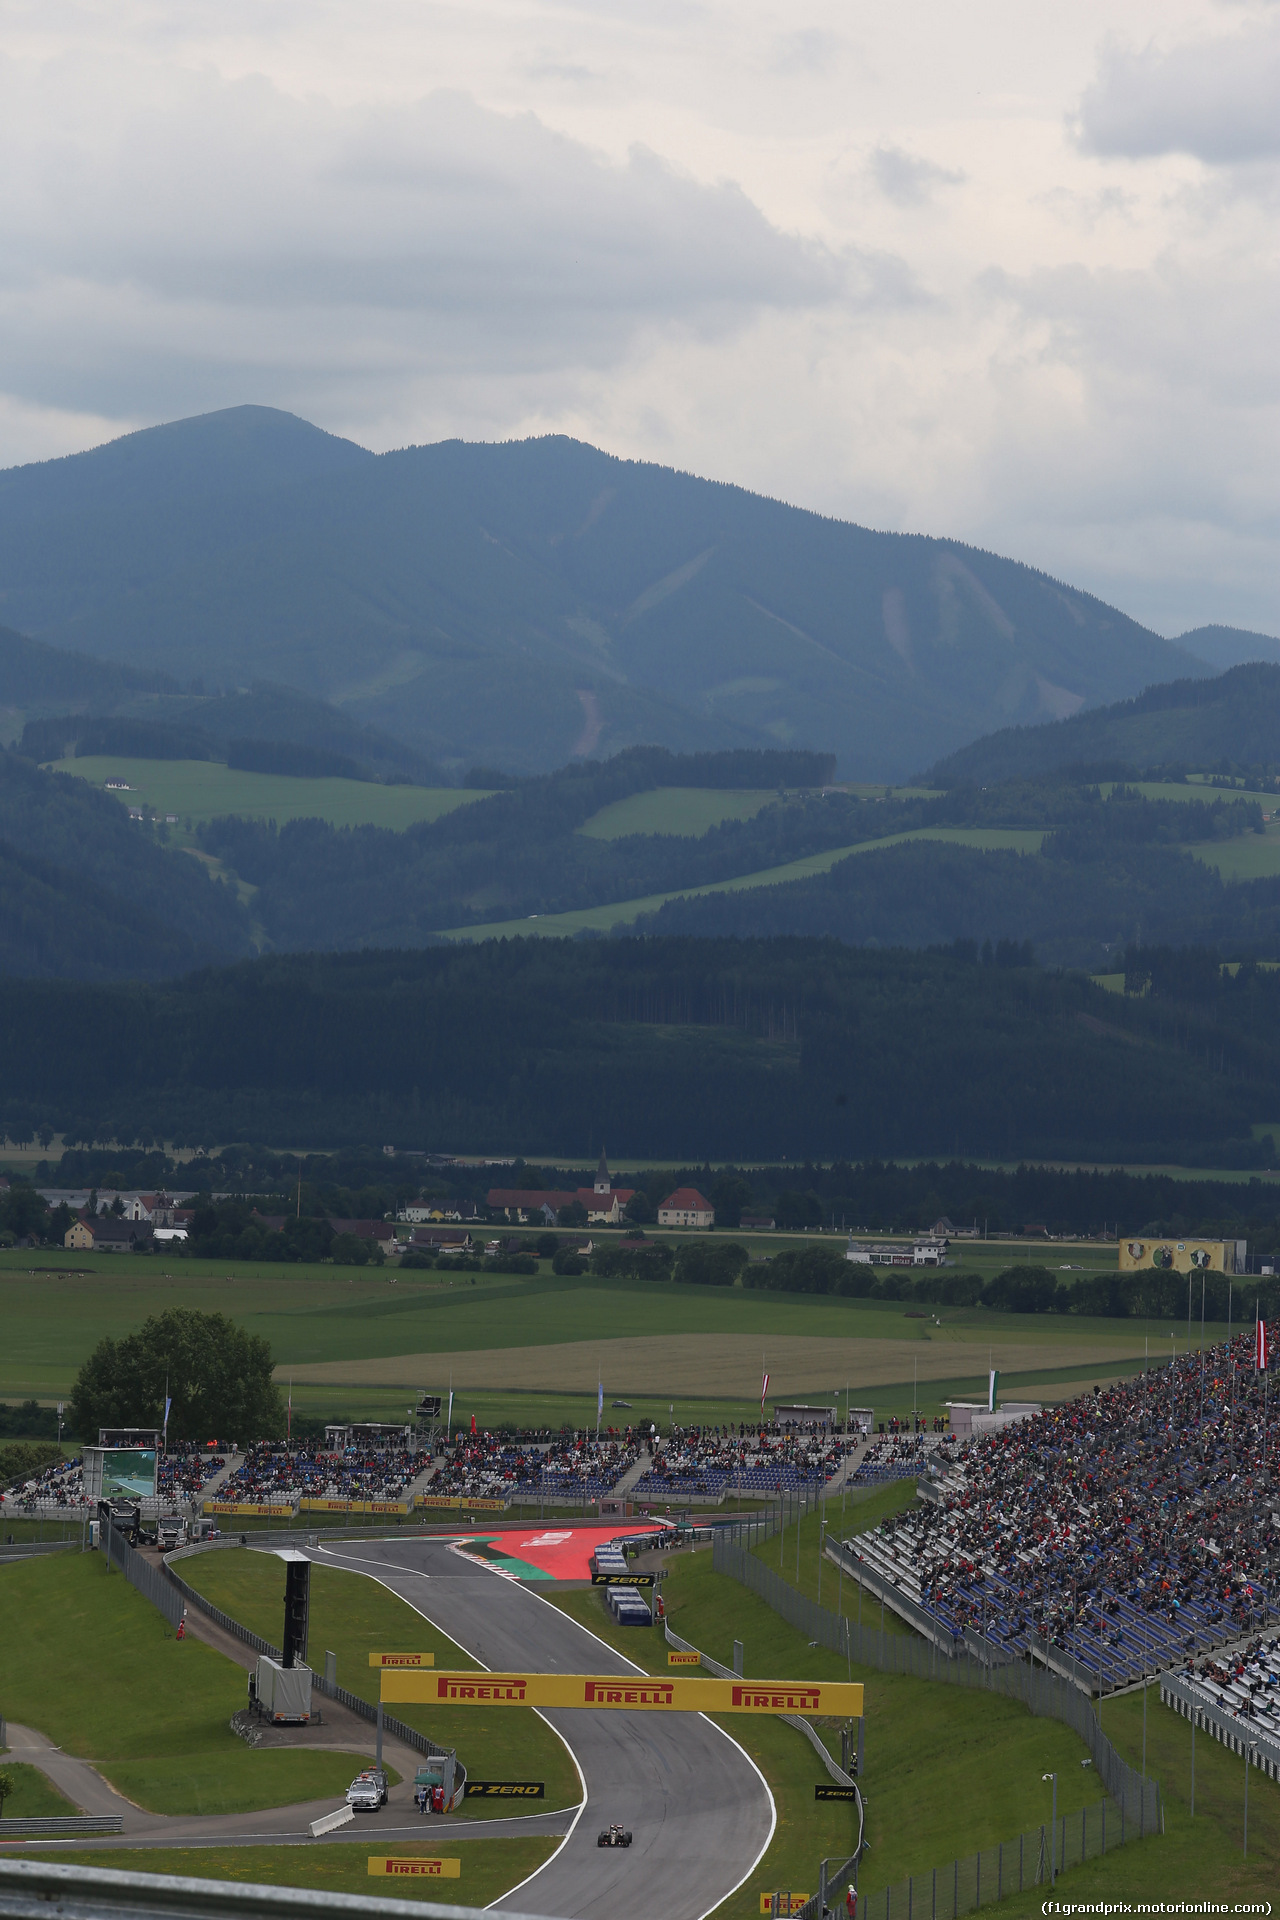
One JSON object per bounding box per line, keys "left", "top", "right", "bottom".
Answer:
{"left": 849, "top": 1329, "right": 1278, "bottom": 1688}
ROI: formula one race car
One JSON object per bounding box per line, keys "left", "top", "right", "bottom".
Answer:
{"left": 597, "top": 1823, "right": 633, "bottom": 1848}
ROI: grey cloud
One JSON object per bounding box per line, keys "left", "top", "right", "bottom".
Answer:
{"left": 868, "top": 144, "right": 964, "bottom": 206}
{"left": 1075, "top": 23, "right": 1280, "bottom": 163}
{"left": 0, "top": 62, "right": 874, "bottom": 418}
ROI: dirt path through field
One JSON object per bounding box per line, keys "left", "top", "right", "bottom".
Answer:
{"left": 283, "top": 1330, "right": 1147, "bottom": 1397}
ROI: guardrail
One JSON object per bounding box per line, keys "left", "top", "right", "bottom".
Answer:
{"left": 661, "top": 1620, "right": 858, "bottom": 1792}
{"left": 0, "top": 1858, "right": 560, "bottom": 1920}
{"left": 0, "top": 1817, "right": 123, "bottom": 1838}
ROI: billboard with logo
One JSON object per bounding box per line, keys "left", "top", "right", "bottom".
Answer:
{"left": 380, "top": 1669, "right": 864, "bottom": 1717}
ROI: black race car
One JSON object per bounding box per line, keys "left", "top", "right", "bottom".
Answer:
{"left": 597, "top": 1823, "right": 633, "bottom": 1847}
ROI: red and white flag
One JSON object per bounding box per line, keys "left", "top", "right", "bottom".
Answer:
{"left": 761, "top": 1369, "right": 770, "bottom": 1413}
{"left": 1257, "top": 1315, "right": 1270, "bottom": 1372}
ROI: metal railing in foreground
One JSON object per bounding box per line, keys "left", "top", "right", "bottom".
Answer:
{"left": 712, "top": 1533, "right": 1162, "bottom": 1839}
{"left": 0, "top": 1858, "right": 556, "bottom": 1920}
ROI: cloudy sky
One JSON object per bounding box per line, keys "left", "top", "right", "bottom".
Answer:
{"left": 3, "top": 0, "right": 1277, "bottom": 636}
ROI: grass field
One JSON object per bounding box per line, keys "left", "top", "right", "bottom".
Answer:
{"left": 1, "top": 1252, "right": 1181, "bottom": 1415}
{"left": 1, "top": 1249, "right": 1224, "bottom": 1437}
{"left": 48, "top": 757, "right": 486, "bottom": 833}
{"left": 21, "top": 1842, "right": 559, "bottom": 1905}
{"left": 179, "top": 1551, "right": 580, "bottom": 1813}
{"left": 578, "top": 787, "right": 778, "bottom": 840}
{"left": 1186, "top": 823, "right": 1280, "bottom": 880}
{"left": 1, "top": 1554, "right": 367, "bottom": 1815}
{"left": 441, "top": 829, "right": 1047, "bottom": 941}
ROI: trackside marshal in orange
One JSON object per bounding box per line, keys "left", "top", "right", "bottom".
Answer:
{"left": 368, "top": 1859, "right": 460, "bottom": 1880}
{"left": 380, "top": 1670, "right": 864, "bottom": 1717}
{"left": 368, "top": 1652, "right": 435, "bottom": 1668}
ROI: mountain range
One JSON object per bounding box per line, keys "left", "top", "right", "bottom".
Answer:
{"left": 1, "top": 404, "right": 1259, "bottom": 781}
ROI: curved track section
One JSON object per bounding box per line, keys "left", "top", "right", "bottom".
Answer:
{"left": 308, "top": 1540, "right": 774, "bottom": 1920}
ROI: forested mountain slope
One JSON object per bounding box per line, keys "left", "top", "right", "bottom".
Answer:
{"left": 0, "top": 750, "right": 250, "bottom": 977}
{"left": 923, "top": 663, "right": 1280, "bottom": 787}
{"left": 0, "top": 938, "right": 1268, "bottom": 1164}
{"left": 0, "top": 406, "right": 1206, "bottom": 779}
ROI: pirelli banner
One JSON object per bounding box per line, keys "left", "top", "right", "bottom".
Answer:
{"left": 381, "top": 1670, "right": 865, "bottom": 1718}
{"left": 300, "top": 1498, "right": 410, "bottom": 1516}
{"left": 203, "top": 1501, "right": 298, "bottom": 1518}
{"left": 414, "top": 1494, "right": 510, "bottom": 1513}
{"left": 368, "top": 1859, "right": 459, "bottom": 1881}
{"left": 369, "top": 1652, "right": 435, "bottom": 1669}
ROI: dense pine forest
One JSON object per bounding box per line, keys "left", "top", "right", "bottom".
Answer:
{"left": 0, "top": 937, "right": 1274, "bottom": 1163}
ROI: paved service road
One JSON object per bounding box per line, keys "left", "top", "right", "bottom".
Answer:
{"left": 307, "top": 1539, "right": 775, "bottom": 1920}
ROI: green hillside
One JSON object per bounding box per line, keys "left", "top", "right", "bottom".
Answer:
{"left": 447, "top": 827, "right": 1046, "bottom": 940}
{"left": 0, "top": 405, "right": 1208, "bottom": 779}
{"left": 52, "top": 756, "right": 486, "bottom": 832}
{"left": 924, "top": 661, "right": 1280, "bottom": 787}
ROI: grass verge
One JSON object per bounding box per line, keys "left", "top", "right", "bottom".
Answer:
{"left": 21, "top": 1841, "right": 557, "bottom": 1905}
{"left": 2, "top": 1553, "right": 367, "bottom": 1816}
{"left": 180, "top": 1550, "right": 580, "bottom": 1816}
{"left": 0, "top": 1763, "right": 79, "bottom": 1819}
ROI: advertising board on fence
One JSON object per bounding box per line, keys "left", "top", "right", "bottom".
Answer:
{"left": 381, "top": 1670, "right": 864, "bottom": 1717}
{"left": 415, "top": 1494, "right": 509, "bottom": 1512}
{"left": 299, "top": 1499, "right": 410, "bottom": 1515}
{"left": 369, "top": 1652, "right": 435, "bottom": 1668}
{"left": 204, "top": 1501, "right": 298, "bottom": 1517}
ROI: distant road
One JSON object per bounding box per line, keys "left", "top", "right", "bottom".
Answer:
{"left": 309, "top": 1538, "right": 775, "bottom": 1920}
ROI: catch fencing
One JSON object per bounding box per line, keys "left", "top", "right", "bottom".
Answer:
{"left": 102, "top": 1521, "right": 184, "bottom": 1628}
{"left": 862, "top": 1798, "right": 1136, "bottom": 1920}
{"left": 163, "top": 1554, "right": 456, "bottom": 1765}
{"left": 712, "top": 1534, "right": 1162, "bottom": 1837}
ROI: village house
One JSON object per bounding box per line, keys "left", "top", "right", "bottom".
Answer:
{"left": 657, "top": 1187, "right": 715, "bottom": 1229}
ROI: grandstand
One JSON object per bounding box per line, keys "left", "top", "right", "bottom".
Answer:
{"left": 223, "top": 1439, "right": 426, "bottom": 1504}
{"left": 849, "top": 1433, "right": 947, "bottom": 1485}
{"left": 631, "top": 1426, "right": 857, "bottom": 1502}
{"left": 430, "top": 1430, "right": 644, "bottom": 1502}
{"left": 842, "top": 1331, "right": 1279, "bottom": 1691}
{"left": 0, "top": 1453, "right": 91, "bottom": 1514}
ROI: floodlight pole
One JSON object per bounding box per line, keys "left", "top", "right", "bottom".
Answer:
{"left": 1042, "top": 1774, "right": 1058, "bottom": 1886}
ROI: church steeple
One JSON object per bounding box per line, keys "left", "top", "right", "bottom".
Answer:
{"left": 594, "top": 1146, "right": 610, "bottom": 1195}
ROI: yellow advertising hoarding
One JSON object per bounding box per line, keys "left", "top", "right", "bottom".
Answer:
{"left": 414, "top": 1494, "right": 509, "bottom": 1512}
{"left": 760, "top": 1897, "right": 808, "bottom": 1914}
{"left": 299, "top": 1499, "right": 410, "bottom": 1515}
{"left": 204, "top": 1501, "right": 297, "bottom": 1517}
{"left": 367, "top": 1859, "right": 460, "bottom": 1880}
{"left": 1118, "top": 1238, "right": 1243, "bottom": 1275}
{"left": 381, "top": 1670, "right": 864, "bottom": 1718}
{"left": 368, "top": 1652, "right": 435, "bottom": 1668}
{"left": 668, "top": 1651, "right": 701, "bottom": 1667}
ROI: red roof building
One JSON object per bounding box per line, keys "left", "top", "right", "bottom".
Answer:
{"left": 658, "top": 1188, "right": 715, "bottom": 1229}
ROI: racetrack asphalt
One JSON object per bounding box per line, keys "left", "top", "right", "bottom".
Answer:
{"left": 306, "top": 1537, "right": 776, "bottom": 1920}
